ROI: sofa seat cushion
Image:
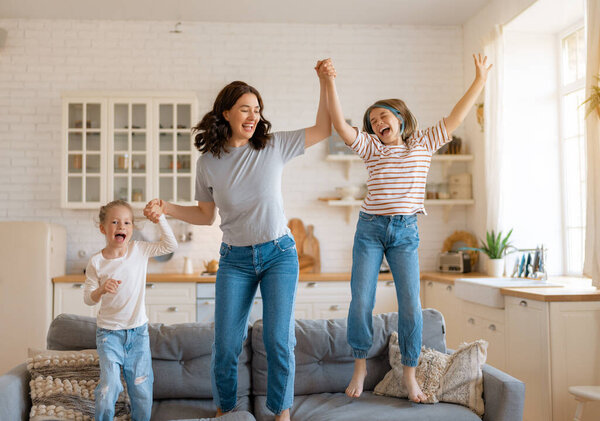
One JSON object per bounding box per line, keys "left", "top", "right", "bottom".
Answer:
{"left": 151, "top": 396, "right": 252, "bottom": 421}
{"left": 252, "top": 310, "right": 446, "bottom": 396}
{"left": 253, "top": 392, "right": 480, "bottom": 421}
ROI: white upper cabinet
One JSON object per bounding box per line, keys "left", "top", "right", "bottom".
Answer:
{"left": 61, "top": 92, "right": 198, "bottom": 208}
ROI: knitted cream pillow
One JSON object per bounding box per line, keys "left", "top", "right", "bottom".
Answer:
{"left": 27, "top": 349, "right": 130, "bottom": 421}
{"left": 374, "top": 332, "right": 488, "bottom": 416}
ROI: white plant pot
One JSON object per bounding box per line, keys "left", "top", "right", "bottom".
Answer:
{"left": 487, "top": 258, "right": 505, "bottom": 277}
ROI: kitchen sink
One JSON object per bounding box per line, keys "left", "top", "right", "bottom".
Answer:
{"left": 453, "top": 277, "right": 561, "bottom": 308}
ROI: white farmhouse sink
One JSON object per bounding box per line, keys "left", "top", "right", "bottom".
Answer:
{"left": 453, "top": 277, "right": 561, "bottom": 308}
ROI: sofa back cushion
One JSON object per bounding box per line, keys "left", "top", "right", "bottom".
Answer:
{"left": 251, "top": 310, "right": 445, "bottom": 396}
{"left": 47, "top": 314, "right": 252, "bottom": 400}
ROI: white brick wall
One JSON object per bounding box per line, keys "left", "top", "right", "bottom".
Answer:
{"left": 0, "top": 19, "right": 468, "bottom": 274}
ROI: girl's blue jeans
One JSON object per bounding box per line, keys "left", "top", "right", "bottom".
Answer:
{"left": 348, "top": 211, "right": 423, "bottom": 367}
{"left": 95, "top": 323, "right": 153, "bottom": 421}
{"left": 212, "top": 233, "right": 298, "bottom": 415}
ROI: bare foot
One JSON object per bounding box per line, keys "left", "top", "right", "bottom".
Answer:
{"left": 274, "top": 408, "right": 290, "bottom": 421}
{"left": 403, "top": 366, "right": 427, "bottom": 403}
{"left": 215, "top": 408, "right": 229, "bottom": 417}
{"left": 345, "top": 358, "right": 367, "bottom": 398}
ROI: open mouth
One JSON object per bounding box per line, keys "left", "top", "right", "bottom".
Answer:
{"left": 115, "top": 233, "right": 127, "bottom": 242}
{"left": 242, "top": 123, "right": 255, "bottom": 132}
{"left": 379, "top": 127, "right": 390, "bottom": 136}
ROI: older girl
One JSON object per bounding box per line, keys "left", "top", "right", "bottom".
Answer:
{"left": 319, "top": 55, "right": 492, "bottom": 403}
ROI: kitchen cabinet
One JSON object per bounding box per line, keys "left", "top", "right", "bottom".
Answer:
{"left": 295, "top": 281, "right": 351, "bottom": 320}
{"left": 145, "top": 282, "right": 196, "bottom": 324}
{"left": 53, "top": 282, "right": 98, "bottom": 319}
{"left": 506, "top": 298, "right": 600, "bottom": 421}
{"left": 421, "top": 280, "right": 463, "bottom": 349}
{"left": 460, "top": 300, "right": 506, "bottom": 371}
{"left": 53, "top": 281, "right": 196, "bottom": 325}
{"left": 61, "top": 92, "right": 198, "bottom": 208}
{"left": 505, "top": 296, "right": 552, "bottom": 421}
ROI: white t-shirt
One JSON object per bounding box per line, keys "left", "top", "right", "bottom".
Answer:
{"left": 84, "top": 215, "right": 177, "bottom": 330}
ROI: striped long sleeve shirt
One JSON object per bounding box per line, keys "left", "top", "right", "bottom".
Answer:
{"left": 349, "top": 120, "right": 452, "bottom": 215}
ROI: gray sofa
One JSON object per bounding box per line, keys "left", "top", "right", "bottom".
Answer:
{"left": 0, "top": 310, "right": 524, "bottom": 421}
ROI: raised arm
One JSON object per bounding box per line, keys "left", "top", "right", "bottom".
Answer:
{"left": 144, "top": 199, "right": 216, "bottom": 226}
{"left": 304, "top": 60, "right": 332, "bottom": 148}
{"left": 319, "top": 59, "right": 356, "bottom": 146}
{"left": 444, "top": 54, "right": 492, "bottom": 135}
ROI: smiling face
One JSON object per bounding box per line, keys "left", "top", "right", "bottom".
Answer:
{"left": 222, "top": 93, "right": 261, "bottom": 144}
{"left": 100, "top": 205, "right": 134, "bottom": 248}
{"left": 369, "top": 107, "right": 403, "bottom": 145}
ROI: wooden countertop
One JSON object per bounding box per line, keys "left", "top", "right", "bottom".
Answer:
{"left": 420, "top": 271, "right": 600, "bottom": 302}
{"left": 53, "top": 272, "right": 395, "bottom": 284}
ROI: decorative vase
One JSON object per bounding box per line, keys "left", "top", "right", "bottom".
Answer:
{"left": 487, "top": 258, "right": 504, "bottom": 277}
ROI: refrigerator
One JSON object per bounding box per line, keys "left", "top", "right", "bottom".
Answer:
{"left": 0, "top": 221, "right": 66, "bottom": 374}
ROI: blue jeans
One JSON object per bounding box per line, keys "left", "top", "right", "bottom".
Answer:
{"left": 347, "top": 212, "right": 422, "bottom": 367}
{"left": 95, "top": 323, "right": 153, "bottom": 421}
{"left": 212, "top": 233, "right": 298, "bottom": 415}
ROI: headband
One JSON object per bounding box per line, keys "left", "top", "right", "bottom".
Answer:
{"left": 367, "top": 104, "right": 405, "bottom": 136}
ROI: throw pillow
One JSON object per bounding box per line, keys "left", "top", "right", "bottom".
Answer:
{"left": 374, "top": 332, "right": 488, "bottom": 416}
{"left": 27, "top": 349, "right": 130, "bottom": 421}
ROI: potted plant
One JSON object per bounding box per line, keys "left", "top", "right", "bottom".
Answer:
{"left": 462, "top": 229, "right": 514, "bottom": 277}
{"left": 581, "top": 75, "right": 600, "bottom": 119}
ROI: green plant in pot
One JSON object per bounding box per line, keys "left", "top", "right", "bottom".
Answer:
{"left": 581, "top": 75, "right": 600, "bottom": 119}
{"left": 461, "top": 229, "right": 514, "bottom": 277}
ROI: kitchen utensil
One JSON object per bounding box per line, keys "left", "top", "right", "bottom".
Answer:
{"left": 183, "top": 257, "right": 194, "bottom": 274}
{"left": 302, "top": 225, "right": 320, "bottom": 273}
{"left": 203, "top": 259, "right": 219, "bottom": 274}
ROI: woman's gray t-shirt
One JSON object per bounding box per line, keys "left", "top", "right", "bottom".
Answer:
{"left": 195, "top": 129, "right": 305, "bottom": 246}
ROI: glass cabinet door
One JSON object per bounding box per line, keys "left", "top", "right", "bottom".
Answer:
{"left": 65, "top": 101, "right": 103, "bottom": 206}
{"left": 110, "top": 101, "right": 151, "bottom": 206}
{"left": 157, "top": 102, "right": 195, "bottom": 203}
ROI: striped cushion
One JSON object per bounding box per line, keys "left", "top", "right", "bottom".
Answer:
{"left": 27, "top": 349, "right": 130, "bottom": 420}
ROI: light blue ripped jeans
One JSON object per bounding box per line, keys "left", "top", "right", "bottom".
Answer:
{"left": 347, "top": 211, "right": 422, "bottom": 367}
{"left": 95, "top": 323, "right": 153, "bottom": 421}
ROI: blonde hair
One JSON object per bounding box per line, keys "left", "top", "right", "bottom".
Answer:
{"left": 98, "top": 200, "right": 134, "bottom": 225}
{"left": 362, "top": 99, "right": 418, "bottom": 144}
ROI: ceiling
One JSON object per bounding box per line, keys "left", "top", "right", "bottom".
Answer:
{"left": 0, "top": 0, "right": 492, "bottom": 25}
{"left": 507, "top": 0, "right": 584, "bottom": 33}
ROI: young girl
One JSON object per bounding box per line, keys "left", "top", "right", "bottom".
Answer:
{"left": 84, "top": 200, "right": 177, "bottom": 420}
{"left": 319, "top": 55, "right": 492, "bottom": 403}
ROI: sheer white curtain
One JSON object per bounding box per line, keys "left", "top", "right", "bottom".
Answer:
{"left": 583, "top": 0, "right": 600, "bottom": 287}
{"left": 483, "top": 25, "right": 505, "bottom": 232}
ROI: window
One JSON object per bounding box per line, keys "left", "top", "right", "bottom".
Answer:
{"left": 559, "top": 26, "right": 586, "bottom": 275}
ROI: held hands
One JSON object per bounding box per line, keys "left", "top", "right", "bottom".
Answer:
{"left": 144, "top": 198, "right": 166, "bottom": 223}
{"left": 315, "top": 58, "right": 336, "bottom": 80}
{"left": 474, "top": 53, "right": 493, "bottom": 81}
{"left": 102, "top": 278, "right": 121, "bottom": 295}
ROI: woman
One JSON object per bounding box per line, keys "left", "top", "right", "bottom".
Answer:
{"left": 144, "top": 61, "right": 331, "bottom": 421}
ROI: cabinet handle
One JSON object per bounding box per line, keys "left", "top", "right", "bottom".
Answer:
{"left": 168, "top": 306, "right": 178, "bottom": 312}
{"left": 254, "top": 301, "right": 259, "bottom": 305}
{"left": 330, "top": 305, "right": 340, "bottom": 311}
{"left": 306, "top": 282, "right": 317, "bottom": 288}
{"left": 203, "top": 301, "right": 211, "bottom": 305}
{"left": 146, "top": 283, "right": 155, "bottom": 289}
{"left": 72, "top": 283, "right": 84, "bottom": 289}
{"left": 488, "top": 324, "right": 496, "bottom": 331}
{"left": 468, "top": 318, "right": 475, "bottom": 324}
{"left": 427, "top": 282, "right": 433, "bottom": 287}
{"left": 386, "top": 281, "right": 394, "bottom": 287}
{"left": 519, "top": 300, "right": 528, "bottom": 307}
{"left": 446, "top": 285, "right": 453, "bottom": 292}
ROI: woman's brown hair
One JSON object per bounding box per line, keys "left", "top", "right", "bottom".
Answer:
{"left": 362, "top": 99, "right": 418, "bottom": 145}
{"left": 193, "top": 81, "right": 272, "bottom": 158}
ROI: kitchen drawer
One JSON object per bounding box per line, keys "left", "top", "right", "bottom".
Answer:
{"left": 145, "top": 282, "right": 195, "bottom": 304}
{"left": 147, "top": 304, "right": 196, "bottom": 324}
{"left": 297, "top": 281, "right": 351, "bottom": 301}
{"left": 313, "top": 302, "right": 350, "bottom": 320}
{"left": 449, "top": 185, "right": 472, "bottom": 199}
